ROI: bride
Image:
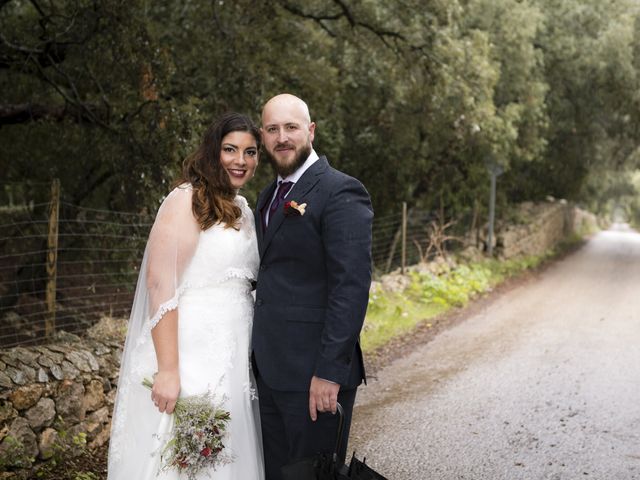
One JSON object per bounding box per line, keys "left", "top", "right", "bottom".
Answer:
{"left": 107, "top": 113, "right": 264, "bottom": 479}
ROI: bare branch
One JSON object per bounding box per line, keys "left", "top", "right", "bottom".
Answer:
{"left": 278, "top": 0, "right": 407, "bottom": 51}
{"left": 278, "top": 1, "right": 342, "bottom": 22}
{"left": 28, "top": 55, "right": 114, "bottom": 131}
{"left": 0, "top": 32, "right": 43, "bottom": 54}
{"left": 277, "top": 0, "right": 340, "bottom": 37}
{"left": 29, "top": 0, "right": 46, "bottom": 18}
{"left": 331, "top": 0, "right": 355, "bottom": 26}
{"left": 0, "top": 102, "right": 108, "bottom": 125}
{"left": 316, "top": 20, "right": 338, "bottom": 38}
{"left": 332, "top": 0, "right": 407, "bottom": 48}
{"left": 0, "top": 32, "right": 69, "bottom": 67}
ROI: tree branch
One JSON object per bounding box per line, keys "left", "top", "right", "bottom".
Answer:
{"left": 278, "top": 1, "right": 342, "bottom": 22}
{"left": 278, "top": 0, "right": 407, "bottom": 51}
{"left": 29, "top": 0, "right": 46, "bottom": 18}
{"left": 0, "top": 33, "right": 69, "bottom": 67}
{"left": 0, "top": 102, "right": 108, "bottom": 125}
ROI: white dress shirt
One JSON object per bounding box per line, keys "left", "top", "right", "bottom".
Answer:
{"left": 265, "top": 149, "right": 319, "bottom": 225}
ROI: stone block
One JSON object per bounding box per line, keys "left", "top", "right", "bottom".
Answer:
{"left": 93, "top": 344, "right": 111, "bottom": 356}
{"left": 47, "top": 344, "right": 69, "bottom": 354}
{"left": 38, "top": 427, "right": 59, "bottom": 460}
{"left": 0, "top": 371, "right": 11, "bottom": 389}
{"left": 50, "top": 364, "right": 64, "bottom": 381}
{"left": 25, "top": 398, "right": 56, "bottom": 430}
{"left": 0, "top": 417, "right": 38, "bottom": 468}
{"left": 20, "top": 365, "right": 36, "bottom": 383}
{"left": 4, "top": 366, "right": 26, "bottom": 386}
{"left": 65, "top": 351, "right": 92, "bottom": 373}
{"left": 1, "top": 352, "right": 20, "bottom": 368}
{"left": 8, "top": 385, "right": 44, "bottom": 410}
{"left": 56, "top": 380, "right": 85, "bottom": 423}
{"left": 36, "top": 368, "right": 49, "bottom": 383}
{"left": 12, "top": 348, "right": 38, "bottom": 366}
{"left": 37, "top": 351, "right": 64, "bottom": 368}
{"left": 84, "top": 351, "right": 100, "bottom": 371}
{"left": 60, "top": 361, "right": 79, "bottom": 380}
{"left": 83, "top": 380, "right": 105, "bottom": 413}
{"left": 89, "top": 420, "right": 111, "bottom": 449}
{"left": 86, "top": 406, "right": 109, "bottom": 426}
{"left": 0, "top": 401, "right": 17, "bottom": 424}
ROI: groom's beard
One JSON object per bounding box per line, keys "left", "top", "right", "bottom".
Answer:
{"left": 266, "top": 143, "right": 311, "bottom": 178}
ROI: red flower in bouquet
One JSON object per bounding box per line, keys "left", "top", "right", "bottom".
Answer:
{"left": 201, "top": 447, "right": 212, "bottom": 457}
{"left": 142, "top": 378, "right": 233, "bottom": 479}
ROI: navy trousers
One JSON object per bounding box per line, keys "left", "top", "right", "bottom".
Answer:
{"left": 255, "top": 370, "right": 357, "bottom": 480}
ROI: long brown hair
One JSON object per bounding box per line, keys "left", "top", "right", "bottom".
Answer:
{"left": 177, "top": 112, "right": 260, "bottom": 230}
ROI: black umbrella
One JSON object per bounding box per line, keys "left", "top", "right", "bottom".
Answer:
{"left": 345, "top": 453, "right": 388, "bottom": 480}
{"left": 281, "top": 403, "right": 388, "bottom": 480}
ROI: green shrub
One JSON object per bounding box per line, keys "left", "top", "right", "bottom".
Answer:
{"left": 361, "top": 248, "right": 565, "bottom": 354}
{"left": 0, "top": 435, "right": 35, "bottom": 470}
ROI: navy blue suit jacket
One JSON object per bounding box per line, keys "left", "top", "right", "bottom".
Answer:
{"left": 252, "top": 156, "right": 373, "bottom": 391}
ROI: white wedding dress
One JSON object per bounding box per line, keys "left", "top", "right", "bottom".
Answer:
{"left": 108, "top": 185, "right": 264, "bottom": 480}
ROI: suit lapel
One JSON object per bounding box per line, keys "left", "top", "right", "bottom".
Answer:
{"left": 260, "top": 157, "right": 329, "bottom": 257}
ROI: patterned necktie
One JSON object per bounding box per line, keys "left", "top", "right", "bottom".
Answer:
{"left": 265, "top": 181, "right": 293, "bottom": 229}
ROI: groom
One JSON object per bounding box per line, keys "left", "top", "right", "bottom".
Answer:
{"left": 252, "top": 93, "right": 373, "bottom": 479}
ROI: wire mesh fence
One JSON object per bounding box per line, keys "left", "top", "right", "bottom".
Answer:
{"left": 0, "top": 182, "right": 477, "bottom": 348}
{"left": 0, "top": 194, "right": 153, "bottom": 348}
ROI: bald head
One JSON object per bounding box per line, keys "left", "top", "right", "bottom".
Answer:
{"left": 262, "top": 93, "right": 311, "bottom": 126}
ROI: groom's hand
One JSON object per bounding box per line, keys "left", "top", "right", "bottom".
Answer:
{"left": 309, "top": 376, "right": 340, "bottom": 421}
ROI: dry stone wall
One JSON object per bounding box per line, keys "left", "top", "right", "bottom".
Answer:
{"left": 375, "top": 201, "right": 600, "bottom": 293}
{"left": 496, "top": 200, "right": 597, "bottom": 259}
{"left": 0, "top": 319, "right": 125, "bottom": 473}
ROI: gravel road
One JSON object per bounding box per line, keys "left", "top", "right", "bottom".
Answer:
{"left": 348, "top": 226, "right": 640, "bottom": 480}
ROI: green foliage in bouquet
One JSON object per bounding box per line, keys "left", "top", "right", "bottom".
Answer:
{"left": 142, "top": 378, "right": 233, "bottom": 480}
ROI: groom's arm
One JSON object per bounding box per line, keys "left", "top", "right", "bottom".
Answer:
{"left": 310, "top": 175, "right": 373, "bottom": 415}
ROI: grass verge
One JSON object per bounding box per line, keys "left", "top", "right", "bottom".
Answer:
{"left": 361, "top": 234, "right": 584, "bottom": 354}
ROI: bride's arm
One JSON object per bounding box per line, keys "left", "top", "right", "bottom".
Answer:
{"left": 150, "top": 310, "right": 180, "bottom": 413}
{"left": 146, "top": 186, "right": 199, "bottom": 414}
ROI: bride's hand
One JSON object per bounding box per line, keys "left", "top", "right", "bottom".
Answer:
{"left": 151, "top": 369, "right": 181, "bottom": 414}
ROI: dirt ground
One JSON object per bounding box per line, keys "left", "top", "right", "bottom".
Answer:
{"left": 348, "top": 228, "right": 640, "bottom": 479}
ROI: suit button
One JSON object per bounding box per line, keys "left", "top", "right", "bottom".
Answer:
{"left": 260, "top": 265, "right": 267, "bottom": 271}
{"left": 256, "top": 299, "right": 263, "bottom": 306}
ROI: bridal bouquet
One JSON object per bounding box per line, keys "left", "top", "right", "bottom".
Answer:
{"left": 142, "top": 378, "right": 234, "bottom": 479}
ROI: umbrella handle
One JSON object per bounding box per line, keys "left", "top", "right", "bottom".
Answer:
{"left": 333, "top": 402, "right": 345, "bottom": 460}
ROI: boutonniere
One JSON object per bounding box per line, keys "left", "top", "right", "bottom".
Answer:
{"left": 284, "top": 200, "right": 307, "bottom": 216}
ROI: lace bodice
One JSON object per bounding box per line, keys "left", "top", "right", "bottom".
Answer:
{"left": 143, "top": 191, "right": 259, "bottom": 332}
{"left": 181, "top": 195, "right": 259, "bottom": 289}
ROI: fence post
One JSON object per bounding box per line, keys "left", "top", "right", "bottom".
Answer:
{"left": 45, "top": 179, "right": 60, "bottom": 339}
{"left": 486, "top": 161, "right": 504, "bottom": 257}
{"left": 401, "top": 202, "right": 407, "bottom": 274}
{"left": 487, "top": 172, "right": 496, "bottom": 257}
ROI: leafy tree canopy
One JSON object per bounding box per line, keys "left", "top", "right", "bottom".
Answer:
{"left": 2, "top": 0, "right": 640, "bottom": 221}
